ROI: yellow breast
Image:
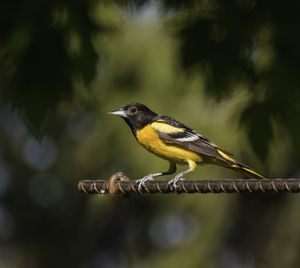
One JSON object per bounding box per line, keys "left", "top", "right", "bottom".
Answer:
{"left": 136, "top": 124, "right": 202, "bottom": 164}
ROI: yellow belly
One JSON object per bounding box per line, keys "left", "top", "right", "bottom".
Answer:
{"left": 136, "top": 125, "right": 203, "bottom": 164}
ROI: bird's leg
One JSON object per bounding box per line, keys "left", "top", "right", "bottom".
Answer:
{"left": 135, "top": 173, "right": 161, "bottom": 192}
{"left": 136, "top": 161, "right": 176, "bottom": 193}
{"left": 168, "top": 168, "right": 192, "bottom": 191}
{"left": 168, "top": 160, "right": 196, "bottom": 191}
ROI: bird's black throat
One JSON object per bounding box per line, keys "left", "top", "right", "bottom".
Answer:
{"left": 123, "top": 111, "right": 157, "bottom": 138}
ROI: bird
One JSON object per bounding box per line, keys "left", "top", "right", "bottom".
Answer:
{"left": 108, "top": 102, "right": 265, "bottom": 191}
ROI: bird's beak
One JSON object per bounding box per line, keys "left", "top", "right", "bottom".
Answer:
{"left": 107, "top": 109, "right": 127, "bottom": 118}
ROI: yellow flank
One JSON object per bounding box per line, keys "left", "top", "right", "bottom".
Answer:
{"left": 151, "top": 122, "right": 185, "bottom": 133}
{"left": 217, "top": 149, "right": 237, "bottom": 164}
{"left": 136, "top": 124, "right": 203, "bottom": 164}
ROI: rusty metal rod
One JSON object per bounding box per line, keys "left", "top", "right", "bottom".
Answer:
{"left": 78, "top": 172, "right": 300, "bottom": 195}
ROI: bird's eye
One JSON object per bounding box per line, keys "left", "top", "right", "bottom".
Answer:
{"left": 130, "top": 107, "right": 137, "bottom": 113}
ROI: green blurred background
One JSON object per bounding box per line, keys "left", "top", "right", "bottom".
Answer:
{"left": 0, "top": 1, "right": 300, "bottom": 267}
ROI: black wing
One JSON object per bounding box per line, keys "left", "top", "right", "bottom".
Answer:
{"left": 152, "top": 115, "right": 233, "bottom": 159}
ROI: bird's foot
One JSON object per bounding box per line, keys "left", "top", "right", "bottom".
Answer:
{"left": 168, "top": 176, "right": 186, "bottom": 192}
{"left": 135, "top": 175, "right": 154, "bottom": 193}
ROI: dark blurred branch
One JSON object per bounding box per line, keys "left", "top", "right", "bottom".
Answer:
{"left": 78, "top": 172, "right": 300, "bottom": 195}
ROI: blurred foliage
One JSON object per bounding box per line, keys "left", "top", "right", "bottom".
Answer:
{"left": 170, "top": 0, "right": 300, "bottom": 161}
{"left": 0, "top": 1, "right": 300, "bottom": 268}
{"left": 0, "top": 0, "right": 100, "bottom": 137}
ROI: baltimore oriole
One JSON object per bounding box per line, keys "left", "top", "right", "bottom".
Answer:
{"left": 109, "top": 103, "right": 265, "bottom": 191}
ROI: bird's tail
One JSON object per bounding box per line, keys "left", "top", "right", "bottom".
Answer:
{"left": 230, "top": 161, "right": 266, "bottom": 179}
{"left": 216, "top": 149, "right": 266, "bottom": 179}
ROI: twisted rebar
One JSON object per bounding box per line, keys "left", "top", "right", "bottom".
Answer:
{"left": 78, "top": 172, "right": 300, "bottom": 195}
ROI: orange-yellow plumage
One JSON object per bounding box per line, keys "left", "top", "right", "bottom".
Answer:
{"left": 136, "top": 124, "right": 202, "bottom": 165}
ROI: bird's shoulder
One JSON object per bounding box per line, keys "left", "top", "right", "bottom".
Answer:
{"left": 151, "top": 115, "right": 213, "bottom": 144}
{"left": 152, "top": 115, "right": 189, "bottom": 129}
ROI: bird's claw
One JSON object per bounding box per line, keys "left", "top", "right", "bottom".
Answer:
{"left": 135, "top": 175, "right": 154, "bottom": 193}
{"left": 168, "top": 177, "right": 185, "bottom": 192}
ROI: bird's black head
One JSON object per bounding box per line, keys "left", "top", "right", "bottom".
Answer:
{"left": 108, "top": 103, "right": 157, "bottom": 136}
